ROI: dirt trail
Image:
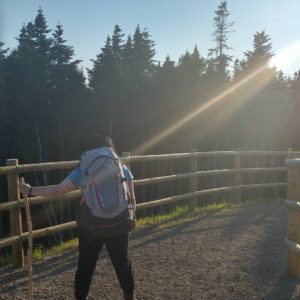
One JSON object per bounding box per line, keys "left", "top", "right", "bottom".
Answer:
{"left": 1, "top": 200, "right": 300, "bottom": 300}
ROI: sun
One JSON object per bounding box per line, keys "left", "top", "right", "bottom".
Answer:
{"left": 269, "top": 40, "right": 300, "bottom": 72}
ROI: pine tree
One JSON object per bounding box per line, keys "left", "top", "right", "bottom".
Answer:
{"left": 49, "top": 23, "right": 86, "bottom": 162}
{"left": 132, "top": 25, "right": 156, "bottom": 85}
{"left": 88, "top": 35, "right": 117, "bottom": 136}
{"left": 3, "top": 9, "right": 61, "bottom": 237}
{"left": 231, "top": 31, "right": 277, "bottom": 149}
{"left": 4, "top": 22, "right": 40, "bottom": 162}
{"left": 0, "top": 42, "right": 9, "bottom": 164}
{"left": 50, "top": 23, "right": 75, "bottom": 64}
{"left": 123, "top": 35, "right": 134, "bottom": 71}
{"left": 0, "top": 42, "right": 8, "bottom": 91}
{"left": 208, "top": 1, "right": 235, "bottom": 80}
{"left": 88, "top": 36, "right": 114, "bottom": 91}
{"left": 177, "top": 46, "right": 207, "bottom": 85}
{"left": 243, "top": 30, "right": 274, "bottom": 70}
{"left": 111, "top": 25, "right": 124, "bottom": 66}
{"left": 31, "top": 8, "right": 53, "bottom": 165}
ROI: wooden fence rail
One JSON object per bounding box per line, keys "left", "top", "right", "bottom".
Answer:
{"left": 0, "top": 150, "right": 291, "bottom": 268}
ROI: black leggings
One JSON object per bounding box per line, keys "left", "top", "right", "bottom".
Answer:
{"left": 74, "top": 229, "right": 135, "bottom": 300}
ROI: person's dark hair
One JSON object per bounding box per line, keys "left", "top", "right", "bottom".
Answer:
{"left": 96, "top": 135, "right": 115, "bottom": 150}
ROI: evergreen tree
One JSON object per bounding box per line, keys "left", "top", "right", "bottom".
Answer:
{"left": 4, "top": 8, "right": 54, "bottom": 164}
{"left": 4, "top": 22, "right": 41, "bottom": 162}
{"left": 243, "top": 30, "right": 274, "bottom": 69}
{"left": 123, "top": 35, "right": 134, "bottom": 72}
{"left": 162, "top": 55, "right": 175, "bottom": 72}
{"left": 232, "top": 58, "right": 243, "bottom": 81}
{"left": 49, "top": 23, "right": 87, "bottom": 161}
{"left": 111, "top": 25, "right": 124, "bottom": 67}
{"left": 148, "top": 55, "right": 177, "bottom": 125}
{"left": 0, "top": 42, "right": 8, "bottom": 94}
{"left": 230, "top": 31, "right": 277, "bottom": 149}
{"left": 177, "top": 46, "right": 206, "bottom": 85}
{"left": 208, "top": 1, "right": 234, "bottom": 81}
{"left": 32, "top": 8, "right": 53, "bottom": 163}
{"left": 0, "top": 42, "right": 9, "bottom": 164}
{"left": 88, "top": 34, "right": 119, "bottom": 136}
{"left": 50, "top": 23, "right": 75, "bottom": 64}
{"left": 3, "top": 9, "right": 59, "bottom": 235}
{"left": 131, "top": 25, "right": 156, "bottom": 85}
{"left": 88, "top": 36, "right": 113, "bottom": 91}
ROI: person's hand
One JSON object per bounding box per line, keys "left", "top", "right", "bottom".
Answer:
{"left": 19, "top": 179, "right": 32, "bottom": 195}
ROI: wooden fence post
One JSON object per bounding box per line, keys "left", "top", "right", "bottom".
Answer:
{"left": 122, "top": 152, "right": 131, "bottom": 169}
{"left": 233, "top": 149, "right": 241, "bottom": 203}
{"left": 190, "top": 149, "right": 198, "bottom": 210}
{"left": 253, "top": 152, "right": 259, "bottom": 200}
{"left": 7, "top": 159, "right": 24, "bottom": 268}
{"left": 286, "top": 149, "right": 300, "bottom": 277}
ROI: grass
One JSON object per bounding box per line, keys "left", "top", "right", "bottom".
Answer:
{"left": 31, "top": 238, "right": 79, "bottom": 262}
{"left": 0, "top": 200, "right": 238, "bottom": 267}
{"left": 134, "top": 202, "right": 228, "bottom": 232}
{"left": 33, "top": 246, "right": 43, "bottom": 260}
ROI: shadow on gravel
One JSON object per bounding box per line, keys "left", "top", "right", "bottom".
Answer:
{"left": 131, "top": 207, "right": 225, "bottom": 240}
{"left": 129, "top": 203, "right": 279, "bottom": 252}
{"left": 206, "top": 200, "right": 300, "bottom": 300}
{"left": 129, "top": 210, "right": 221, "bottom": 251}
{"left": 0, "top": 247, "right": 78, "bottom": 293}
{"left": 248, "top": 203, "right": 300, "bottom": 300}
{"left": 264, "top": 276, "right": 300, "bottom": 300}
{"left": 130, "top": 200, "right": 300, "bottom": 299}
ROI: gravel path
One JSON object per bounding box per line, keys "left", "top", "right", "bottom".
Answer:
{"left": 1, "top": 200, "right": 300, "bottom": 300}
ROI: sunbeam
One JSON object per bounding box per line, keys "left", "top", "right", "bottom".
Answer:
{"left": 133, "top": 39, "right": 300, "bottom": 155}
{"left": 133, "top": 64, "right": 270, "bottom": 155}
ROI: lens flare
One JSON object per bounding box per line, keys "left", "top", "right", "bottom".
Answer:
{"left": 270, "top": 40, "right": 300, "bottom": 71}
{"left": 133, "top": 64, "right": 269, "bottom": 154}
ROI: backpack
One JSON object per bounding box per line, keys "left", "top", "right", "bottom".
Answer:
{"left": 78, "top": 147, "right": 135, "bottom": 238}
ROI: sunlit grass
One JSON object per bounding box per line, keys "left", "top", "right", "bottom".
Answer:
{"left": 49, "top": 239, "right": 78, "bottom": 255}
{"left": 134, "top": 202, "right": 228, "bottom": 232}
{"left": 32, "top": 238, "right": 79, "bottom": 262}
{"left": 33, "top": 246, "right": 43, "bottom": 260}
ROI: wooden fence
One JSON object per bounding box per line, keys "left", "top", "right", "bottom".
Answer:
{"left": 284, "top": 155, "right": 300, "bottom": 277}
{"left": 0, "top": 150, "right": 291, "bottom": 268}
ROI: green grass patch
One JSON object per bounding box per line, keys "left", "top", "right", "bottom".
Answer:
{"left": 134, "top": 202, "right": 228, "bottom": 233}
{"left": 33, "top": 245, "right": 43, "bottom": 260}
{"left": 32, "top": 238, "right": 79, "bottom": 262}
{"left": 49, "top": 238, "right": 78, "bottom": 256}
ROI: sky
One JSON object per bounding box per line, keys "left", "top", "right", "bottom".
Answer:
{"left": 1, "top": 0, "right": 300, "bottom": 77}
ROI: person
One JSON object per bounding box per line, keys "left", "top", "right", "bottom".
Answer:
{"left": 19, "top": 136, "right": 137, "bottom": 300}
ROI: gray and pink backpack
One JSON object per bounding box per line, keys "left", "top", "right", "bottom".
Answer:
{"left": 78, "top": 147, "right": 135, "bottom": 237}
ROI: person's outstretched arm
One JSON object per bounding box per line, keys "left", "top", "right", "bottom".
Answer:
{"left": 19, "top": 177, "right": 77, "bottom": 197}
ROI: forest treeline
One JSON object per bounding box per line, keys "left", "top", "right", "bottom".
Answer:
{"left": 1, "top": 2, "right": 300, "bottom": 174}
